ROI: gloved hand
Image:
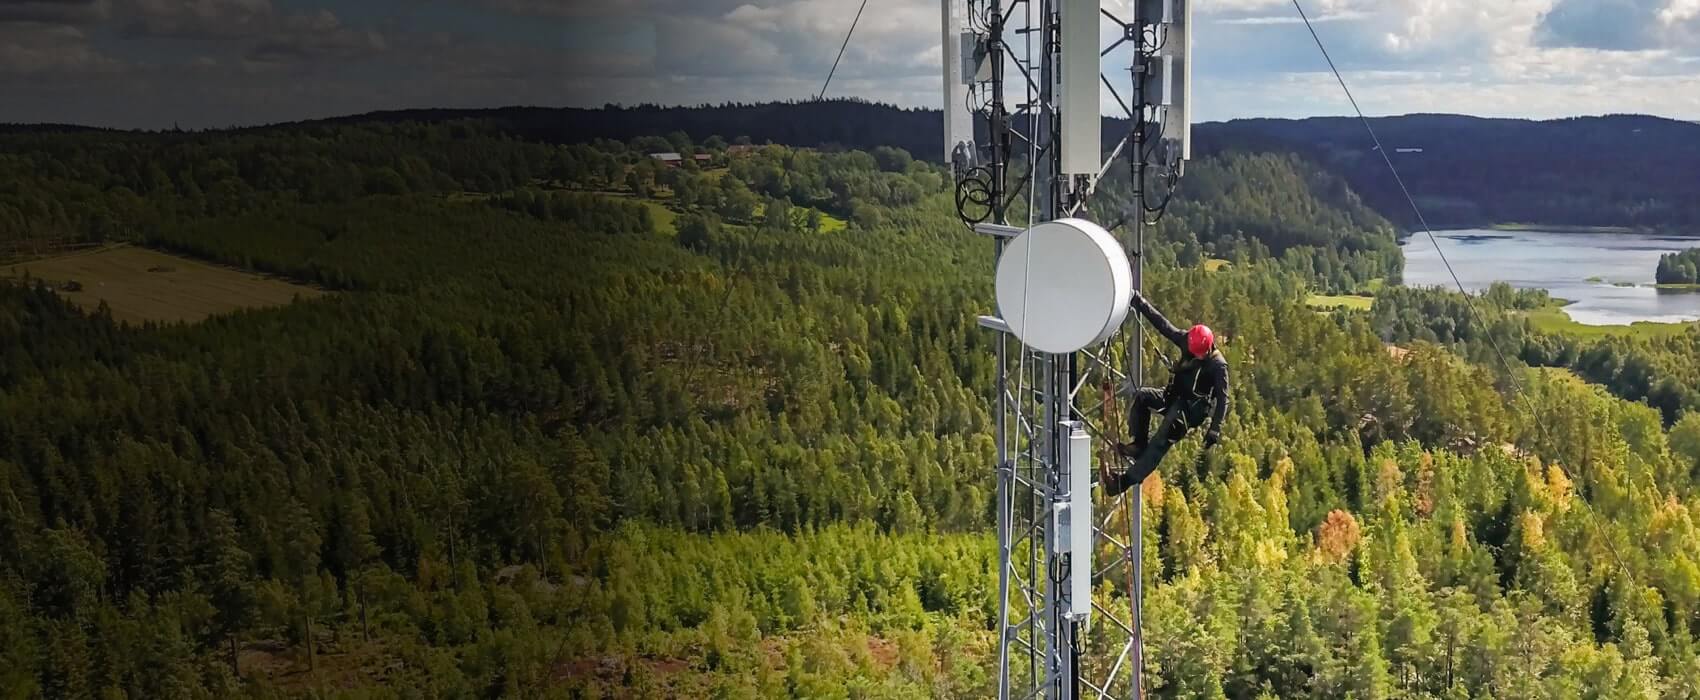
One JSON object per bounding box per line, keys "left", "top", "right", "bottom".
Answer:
{"left": 1203, "top": 429, "right": 1221, "bottom": 449}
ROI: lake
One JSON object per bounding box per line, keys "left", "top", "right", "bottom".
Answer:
{"left": 1400, "top": 229, "right": 1700, "bottom": 326}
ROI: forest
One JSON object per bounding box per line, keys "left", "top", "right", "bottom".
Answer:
{"left": 412, "top": 100, "right": 1700, "bottom": 231}
{"left": 1, "top": 111, "right": 1700, "bottom": 698}
{"left": 1657, "top": 249, "right": 1700, "bottom": 285}
{"left": 1210, "top": 114, "right": 1700, "bottom": 230}
{"left": 1088, "top": 150, "right": 1402, "bottom": 293}
{"left": 1368, "top": 283, "right": 1700, "bottom": 425}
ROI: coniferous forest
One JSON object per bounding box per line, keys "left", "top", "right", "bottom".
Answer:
{"left": 3, "top": 112, "right": 1700, "bottom": 699}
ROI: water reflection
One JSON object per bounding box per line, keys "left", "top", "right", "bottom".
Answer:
{"left": 1401, "top": 229, "right": 1700, "bottom": 326}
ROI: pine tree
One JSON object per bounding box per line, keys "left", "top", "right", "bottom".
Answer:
{"left": 280, "top": 499, "right": 322, "bottom": 673}
{"left": 204, "top": 509, "right": 255, "bottom": 676}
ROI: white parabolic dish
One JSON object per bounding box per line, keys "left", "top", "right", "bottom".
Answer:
{"left": 995, "top": 218, "right": 1133, "bottom": 354}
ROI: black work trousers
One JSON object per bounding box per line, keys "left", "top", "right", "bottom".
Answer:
{"left": 1127, "top": 387, "right": 1205, "bottom": 446}
{"left": 1117, "top": 388, "right": 1209, "bottom": 491}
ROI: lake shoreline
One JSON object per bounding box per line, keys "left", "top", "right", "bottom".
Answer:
{"left": 1400, "top": 225, "right": 1700, "bottom": 249}
{"left": 1407, "top": 224, "right": 1700, "bottom": 239}
{"left": 1525, "top": 300, "right": 1695, "bottom": 338}
{"left": 1489, "top": 223, "right": 1639, "bottom": 234}
{"left": 1402, "top": 228, "right": 1700, "bottom": 328}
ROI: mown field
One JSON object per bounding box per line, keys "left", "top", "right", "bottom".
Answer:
{"left": 1, "top": 245, "right": 324, "bottom": 324}
{"left": 1305, "top": 293, "right": 1374, "bottom": 311}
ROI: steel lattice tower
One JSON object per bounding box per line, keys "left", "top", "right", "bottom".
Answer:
{"left": 945, "top": 1, "right": 1191, "bottom": 698}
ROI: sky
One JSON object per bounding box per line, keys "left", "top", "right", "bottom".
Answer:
{"left": 0, "top": 0, "right": 569, "bottom": 128}
{"left": 6, "top": 0, "right": 1700, "bottom": 129}
{"left": 557, "top": 0, "right": 1700, "bottom": 122}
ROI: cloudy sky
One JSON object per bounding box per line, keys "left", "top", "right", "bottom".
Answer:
{"left": 6, "top": 0, "right": 1700, "bottom": 129}
{"left": 564, "top": 0, "right": 1700, "bottom": 122}
{"left": 0, "top": 0, "right": 566, "bottom": 128}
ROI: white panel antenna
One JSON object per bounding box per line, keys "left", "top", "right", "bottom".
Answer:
{"left": 1145, "top": 54, "right": 1175, "bottom": 107}
{"left": 1059, "top": 0, "right": 1101, "bottom": 175}
{"left": 1064, "top": 422, "right": 1092, "bottom": 620}
{"left": 941, "top": 0, "right": 977, "bottom": 171}
{"left": 1140, "top": 0, "right": 1173, "bottom": 24}
{"left": 963, "top": 33, "right": 992, "bottom": 83}
{"left": 1049, "top": 422, "right": 1092, "bottom": 622}
{"left": 1156, "top": 0, "right": 1192, "bottom": 165}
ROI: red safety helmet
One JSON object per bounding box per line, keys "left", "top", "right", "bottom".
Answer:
{"left": 1187, "top": 325, "right": 1215, "bottom": 358}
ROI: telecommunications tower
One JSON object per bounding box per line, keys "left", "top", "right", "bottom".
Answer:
{"left": 944, "top": 0, "right": 1191, "bottom": 697}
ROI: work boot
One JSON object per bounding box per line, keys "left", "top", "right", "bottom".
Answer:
{"left": 1116, "top": 441, "right": 1148, "bottom": 460}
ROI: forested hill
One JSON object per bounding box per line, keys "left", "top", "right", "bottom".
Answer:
{"left": 1213, "top": 114, "right": 1700, "bottom": 230}
{"left": 7, "top": 117, "right": 1700, "bottom": 696}
{"left": 281, "top": 101, "right": 947, "bottom": 159}
{"left": 305, "top": 101, "right": 1700, "bottom": 230}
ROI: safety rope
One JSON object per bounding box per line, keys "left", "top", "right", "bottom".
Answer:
{"left": 1291, "top": 0, "right": 1633, "bottom": 579}
{"left": 818, "top": 0, "right": 872, "bottom": 100}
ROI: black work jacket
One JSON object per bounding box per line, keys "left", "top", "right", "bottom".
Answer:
{"left": 1132, "top": 295, "right": 1231, "bottom": 432}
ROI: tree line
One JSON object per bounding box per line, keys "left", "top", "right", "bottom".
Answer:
{"left": 414, "top": 100, "right": 1700, "bottom": 231}
{"left": 1369, "top": 283, "right": 1700, "bottom": 425}
{"left": 2, "top": 120, "right": 1700, "bottom": 697}
{"left": 1657, "top": 249, "right": 1700, "bottom": 285}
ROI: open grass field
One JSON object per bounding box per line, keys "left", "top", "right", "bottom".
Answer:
{"left": 2, "top": 245, "right": 324, "bottom": 324}
{"left": 1306, "top": 294, "right": 1374, "bottom": 311}
{"left": 1204, "top": 259, "right": 1232, "bottom": 272}
{"left": 816, "top": 210, "right": 848, "bottom": 233}
{"left": 641, "top": 200, "right": 678, "bottom": 235}
{"left": 1524, "top": 302, "right": 1695, "bottom": 339}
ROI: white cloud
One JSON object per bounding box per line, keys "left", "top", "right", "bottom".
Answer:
{"left": 1665, "top": 0, "right": 1700, "bottom": 24}
{"left": 624, "top": 0, "right": 941, "bottom": 98}
{"left": 1200, "top": 0, "right": 1344, "bottom": 13}
{"left": 1171, "top": 0, "right": 1700, "bottom": 120}
{"left": 0, "top": 22, "right": 120, "bottom": 75}
{"left": 1536, "top": 0, "right": 1700, "bottom": 51}
{"left": 12, "top": 0, "right": 1700, "bottom": 127}
{"left": 121, "top": 0, "right": 273, "bottom": 39}
{"left": 0, "top": 0, "right": 110, "bottom": 24}
{"left": 244, "top": 9, "right": 387, "bottom": 65}
{"left": 1216, "top": 11, "right": 1367, "bottom": 26}
{"left": 555, "top": 0, "right": 1700, "bottom": 120}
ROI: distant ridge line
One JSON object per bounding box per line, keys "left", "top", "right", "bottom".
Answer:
{"left": 7, "top": 101, "right": 1699, "bottom": 230}
{"left": 6, "top": 100, "right": 1692, "bottom": 139}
